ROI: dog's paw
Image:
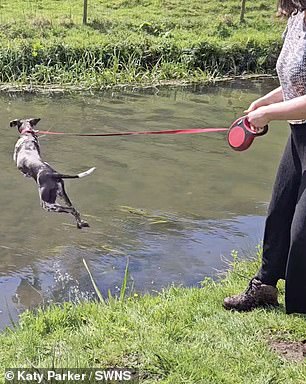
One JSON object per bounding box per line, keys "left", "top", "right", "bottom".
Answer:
{"left": 81, "top": 220, "right": 90, "bottom": 228}
{"left": 76, "top": 220, "right": 90, "bottom": 229}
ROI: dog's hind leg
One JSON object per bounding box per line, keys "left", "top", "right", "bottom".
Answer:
{"left": 57, "top": 181, "right": 89, "bottom": 228}
{"left": 41, "top": 200, "right": 88, "bottom": 229}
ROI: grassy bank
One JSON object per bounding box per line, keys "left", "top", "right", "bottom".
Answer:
{"left": 1, "top": 249, "right": 306, "bottom": 383}
{"left": 0, "top": 0, "right": 284, "bottom": 89}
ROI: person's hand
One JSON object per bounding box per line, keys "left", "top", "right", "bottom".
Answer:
{"left": 244, "top": 97, "right": 268, "bottom": 113}
{"left": 247, "top": 106, "right": 270, "bottom": 130}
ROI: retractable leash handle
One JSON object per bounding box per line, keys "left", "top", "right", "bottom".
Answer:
{"left": 227, "top": 116, "right": 268, "bottom": 151}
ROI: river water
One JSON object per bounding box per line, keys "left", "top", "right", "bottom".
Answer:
{"left": 0, "top": 79, "right": 289, "bottom": 329}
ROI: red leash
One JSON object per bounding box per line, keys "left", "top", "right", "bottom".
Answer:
{"left": 36, "top": 127, "right": 228, "bottom": 137}
{"left": 32, "top": 116, "right": 268, "bottom": 151}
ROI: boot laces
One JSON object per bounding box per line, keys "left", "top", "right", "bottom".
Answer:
{"left": 245, "top": 278, "right": 261, "bottom": 295}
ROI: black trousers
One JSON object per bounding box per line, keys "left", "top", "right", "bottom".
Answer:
{"left": 257, "top": 123, "right": 306, "bottom": 314}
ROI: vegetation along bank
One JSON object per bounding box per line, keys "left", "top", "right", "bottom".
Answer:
{"left": 1, "top": 250, "right": 306, "bottom": 383}
{"left": 0, "top": 0, "right": 285, "bottom": 89}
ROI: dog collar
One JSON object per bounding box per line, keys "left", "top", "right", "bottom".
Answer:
{"left": 20, "top": 129, "right": 38, "bottom": 136}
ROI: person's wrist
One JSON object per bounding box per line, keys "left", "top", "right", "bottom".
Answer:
{"left": 261, "top": 105, "right": 273, "bottom": 123}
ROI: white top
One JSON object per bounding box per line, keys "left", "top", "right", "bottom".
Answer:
{"left": 276, "top": 10, "right": 306, "bottom": 124}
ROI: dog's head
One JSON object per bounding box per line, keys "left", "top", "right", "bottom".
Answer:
{"left": 10, "top": 118, "right": 41, "bottom": 134}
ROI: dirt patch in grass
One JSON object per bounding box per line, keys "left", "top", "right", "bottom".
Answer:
{"left": 269, "top": 339, "right": 306, "bottom": 362}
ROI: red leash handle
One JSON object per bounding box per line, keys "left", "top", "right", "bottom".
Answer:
{"left": 227, "top": 117, "right": 268, "bottom": 151}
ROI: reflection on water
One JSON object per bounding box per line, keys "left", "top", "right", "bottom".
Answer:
{"left": 0, "top": 79, "right": 289, "bottom": 329}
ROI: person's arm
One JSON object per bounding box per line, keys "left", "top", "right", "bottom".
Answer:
{"left": 245, "top": 86, "right": 283, "bottom": 113}
{"left": 247, "top": 94, "right": 306, "bottom": 128}
{"left": 265, "top": 95, "right": 306, "bottom": 121}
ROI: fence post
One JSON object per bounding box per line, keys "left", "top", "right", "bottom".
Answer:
{"left": 240, "top": 0, "right": 246, "bottom": 23}
{"left": 83, "top": 0, "right": 88, "bottom": 25}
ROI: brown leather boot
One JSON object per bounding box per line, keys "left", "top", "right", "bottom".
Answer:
{"left": 223, "top": 278, "right": 279, "bottom": 312}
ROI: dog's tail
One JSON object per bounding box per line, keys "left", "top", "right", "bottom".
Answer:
{"left": 77, "top": 167, "right": 96, "bottom": 178}
{"left": 53, "top": 167, "right": 96, "bottom": 179}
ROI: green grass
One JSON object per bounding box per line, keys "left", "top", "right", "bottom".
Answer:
{"left": 1, "top": 247, "right": 306, "bottom": 383}
{"left": 0, "top": 0, "right": 285, "bottom": 88}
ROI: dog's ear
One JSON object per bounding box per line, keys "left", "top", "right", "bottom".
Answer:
{"left": 10, "top": 119, "right": 21, "bottom": 128}
{"left": 29, "top": 118, "right": 41, "bottom": 127}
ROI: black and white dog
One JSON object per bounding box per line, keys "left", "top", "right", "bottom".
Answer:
{"left": 11, "top": 118, "right": 95, "bottom": 229}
